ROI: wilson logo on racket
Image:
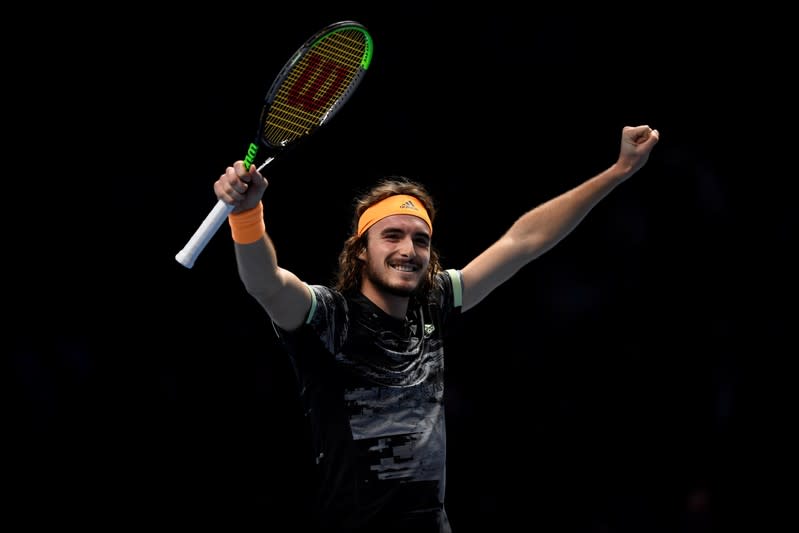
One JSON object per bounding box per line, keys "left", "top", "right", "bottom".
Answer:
{"left": 287, "top": 53, "right": 351, "bottom": 113}
{"left": 244, "top": 143, "right": 259, "bottom": 168}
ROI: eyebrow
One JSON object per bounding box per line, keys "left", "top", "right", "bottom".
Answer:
{"left": 381, "top": 226, "right": 430, "bottom": 237}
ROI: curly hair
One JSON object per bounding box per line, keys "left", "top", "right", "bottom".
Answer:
{"left": 335, "top": 176, "right": 441, "bottom": 295}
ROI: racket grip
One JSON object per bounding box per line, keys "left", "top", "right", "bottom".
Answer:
{"left": 175, "top": 199, "right": 235, "bottom": 268}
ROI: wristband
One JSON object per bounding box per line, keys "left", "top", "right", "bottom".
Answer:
{"left": 228, "top": 202, "right": 265, "bottom": 244}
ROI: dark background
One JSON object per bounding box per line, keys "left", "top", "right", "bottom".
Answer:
{"left": 7, "top": 7, "right": 791, "bottom": 532}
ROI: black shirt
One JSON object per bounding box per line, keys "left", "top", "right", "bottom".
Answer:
{"left": 276, "top": 269, "right": 463, "bottom": 532}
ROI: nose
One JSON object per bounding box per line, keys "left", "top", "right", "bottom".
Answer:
{"left": 398, "top": 235, "right": 416, "bottom": 257}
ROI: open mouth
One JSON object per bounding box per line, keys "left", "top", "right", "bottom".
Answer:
{"left": 390, "top": 263, "right": 419, "bottom": 273}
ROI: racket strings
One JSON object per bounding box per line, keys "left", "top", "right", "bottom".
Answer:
{"left": 262, "top": 29, "right": 369, "bottom": 146}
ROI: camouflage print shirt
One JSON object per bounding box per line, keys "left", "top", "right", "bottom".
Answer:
{"left": 275, "top": 269, "right": 463, "bottom": 533}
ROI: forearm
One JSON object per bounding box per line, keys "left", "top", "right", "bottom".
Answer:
{"left": 506, "top": 162, "right": 633, "bottom": 257}
{"left": 234, "top": 234, "right": 283, "bottom": 298}
{"left": 227, "top": 202, "right": 281, "bottom": 297}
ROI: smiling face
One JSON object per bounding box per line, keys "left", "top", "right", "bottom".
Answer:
{"left": 359, "top": 214, "right": 432, "bottom": 300}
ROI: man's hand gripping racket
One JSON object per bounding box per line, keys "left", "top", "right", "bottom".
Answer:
{"left": 176, "top": 21, "right": 373, "bottom": 268}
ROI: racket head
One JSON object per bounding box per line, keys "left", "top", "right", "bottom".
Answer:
{"left": 258, "top": 20, "right": 373, "bottom": 151}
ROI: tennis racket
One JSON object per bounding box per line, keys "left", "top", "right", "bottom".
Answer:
{"left": 176, "top": 20, "right": 373, "bottom": 268}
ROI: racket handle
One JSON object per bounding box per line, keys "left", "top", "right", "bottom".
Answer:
{"left": 175, "top": 199, "right": 235, "bottom": 268}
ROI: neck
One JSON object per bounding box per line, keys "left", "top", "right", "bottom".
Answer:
{"left": 359, "top": 282, "right": 410, "bottom": 319}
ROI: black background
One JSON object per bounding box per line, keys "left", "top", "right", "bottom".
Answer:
{"left": 7, "top": 7, "right": 791, "bottom": 532}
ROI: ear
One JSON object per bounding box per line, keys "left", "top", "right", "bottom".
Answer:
{"left": 356, "top": 236, "right": 368, "bottom": 261}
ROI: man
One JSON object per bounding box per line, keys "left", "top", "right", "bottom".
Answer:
{"left": 214, "top": 124, "right": 660, "bottom": 532}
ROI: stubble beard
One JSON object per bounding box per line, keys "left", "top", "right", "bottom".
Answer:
{"left": 363, "top": 262, "right": 423, "bottom": 298}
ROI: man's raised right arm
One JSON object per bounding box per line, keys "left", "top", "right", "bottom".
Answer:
{"left": 215, "top": 161, "right": 312, "bottom": 332}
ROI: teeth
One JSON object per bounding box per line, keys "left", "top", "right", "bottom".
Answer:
{"left": 393, "top": 264, "right": 416, "bottom": 272}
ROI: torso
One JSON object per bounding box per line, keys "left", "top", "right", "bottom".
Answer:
{"left": 276, "top": 270, "right": 462, "bottom": 532}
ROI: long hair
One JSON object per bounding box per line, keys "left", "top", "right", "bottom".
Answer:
{"left": 335, "top": 176, "right": 441, "bottom": 295}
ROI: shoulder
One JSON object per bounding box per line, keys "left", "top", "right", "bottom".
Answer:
{"left": 305, "top": 284, "right": 346, "bottom": 321}
{"left": 432, "top": 269, "right": 463, "bottom": 309}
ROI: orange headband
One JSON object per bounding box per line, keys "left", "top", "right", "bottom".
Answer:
{"left": 356, "top": 194, "right": 432, "bottom": 237}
